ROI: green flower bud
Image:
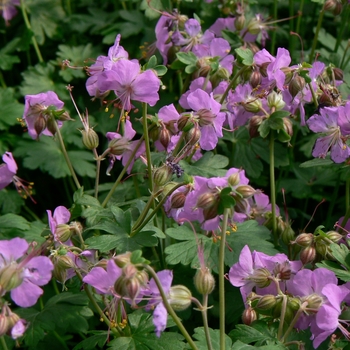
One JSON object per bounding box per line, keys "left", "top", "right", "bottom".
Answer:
{"left": 228, "top": 172, "right": 240, "bottom": 187}
{"left": 197, "top": 192, "right": 218, "bottom": 209}
{"left": 235, "top": 185, "right": 256, "bottom": 199}
{"left": 169, "top": 285, "right": 192, "bottom": 311}
{"left": 81, "top": 128, "right": 99, "bottom": 150}
{"left": 108, "top": 137, "right": 129, "bottom": 155}
{"left": 256, "top": 294, "right": 277, "bottom": 311}
{"left": 325, "top": 230, "right": 342, "bottom": 243}
{"left": 234, "top": 14, "right": 245, "bottom": 31}
{"left": 153, "top": 165, "right": 173, "bottom": 187}
{"left": 288, "top": 75, "right": 305, "bottom": 98}
{"left": 178, "top": 114, "right": 193, "bottom": 132}
{"left": 184, "top": 127, "right": 201, "bottom": 146}
{"left": 194, "top": 267, "right": 215, "bottom": 295}
{"left": 250, "top": 268, "right": 271, "bottom": 288}
{"left": 114, "top": 252, "right": 132, "bottom": 268}
{"left": 243, "top": 97, "right": 262, "bottom": 113}
{"left": 303, "top": 293, "right": 323, "bottom": 312}
{"left": 159, "top": 128, "right": 171, "bottom": 149}
{"left": 0, "top": 263, "right": 23, "bottom": 293}
{"left": 300, "top": 245, "right": 316, "bottom": 265}
{"left": 267, "top": 91, "right": 286, "bottom": 110}
{"left": 55, "top": 224, "right": 72, "bottom": 242}
{"left": 294, "top": 233, "right": 314, "bottom": 247}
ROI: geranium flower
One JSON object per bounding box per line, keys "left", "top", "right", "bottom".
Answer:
{"left": 0, "top": 237, "right": 53, "bottom": 307}
{"left": 23, "top": 91, "right": 70, "bottom": 140}
{"left": 97, "top": 59, "right": 160, "bottom": 111}
{"left": 0, "top": 152, "right": 35, "bottom": 202}
{"left": 47, "top": 206, "right": 71, "bottom": 242}
{"left": 0, "top": 0, "right": 20, "bottom": 25}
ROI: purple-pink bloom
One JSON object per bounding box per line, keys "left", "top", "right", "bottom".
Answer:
{"left": 0, "top": 0, "right": 20, "bottom": 25}
{"left": 47, "top": 206, "right": 71, "bottom": 241}
{"left": 266, "top": 48, "right": 291, "bottom": 90}
{"left": 145, "top": 270, "right": 173, "bottom": 337}
{"left": 0, "top": 152, "right": 17, "bottom": 190}
{"left": 23, "top": 91, "right": 66, "bottom": 140}
{"left": 97, "top": 59, "right": 160, "bottom": 111}
{"left": 11, "top": 319, "right": 27, "bottom": 339}
{"left": 307, "top": 106, "right": 350, "bottom": 163}
{"left": 0, "top": 237, "right": 53, "bottom": 307}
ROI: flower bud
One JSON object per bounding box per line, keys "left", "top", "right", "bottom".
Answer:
{"left": 34, "top": 114, "right": 47, "bottom": 137}
{"left": 114, "top": 252, "right": 132, "bottom": 268}
{"left": 0, "top": 314, "right": 9, "bottom": 336}
{"left": 243, "top": 98, "right": 262, "bottom": 113}
{"left": 6, "top": 311, "right": 20, "bottom": 330}
{"left": 256, "top": 294, "right": 277, "bottom": 311}
{"left": 282, "top": 117, "right": 293, "bottom": 137}
{"left": 325, "top": 230, "right": 342, "bottom": 243}
{"left": 293, "top": 233, "right": 314, "bottom": 247}
{"left": 46, "top": 116, "right": 57, "bottom": 136}
{"left": 248, "top": 115, "right": 264, "bottom": 139}
{"left": 300, "top": 245, "right": 316, "bottom": 265}
{"left": 234, "top": 15, "right": 245, "bottom": 31}
{"left": 288, "top": 75, "right": 305, "bottom": 98}
{"left": 324, "top": 0, "right": 342, "bottom": 15}
{"left": 57, "top": 110, "right": 72, "bottom": 122}
{"left": 267, "top": 91, "right": 285, "bottom": 111}
{"left": 235, "top": 185, "right": 256, "bottom": 199}
{"left": 242, "top": 306, "right": 257, "bottom": 325}
{"left": 197, "top": 109, "right": 216, "bottom": 127}
{"left": 333, "top": 67, "right": 343, "bottom": 81}
{"left": 169, "top": 285, "right": 192, "bottom": 311}
{"left": 250, "top": 268, "right": 271, "bottom": 288}
{"left": 153, "top": 165, "right": 173, "bottom": 187}
{"left": 178, "top": 114, "right": 193, "bottom": 132}
{"left": 288, "top": 297, "right": 301, "bottom": 311}
{"left": 159, "top": 128, "right": 171, "bottom": 149}
{"left": 303, "top": 293, "right": 323, "bottom": 311}
{"left": 170, "top": 192, "right": 186, "bottom": 209}
{"left": 197, "top": 192, "right": 218, "bottom": 209}
{"left": 228, "top": 172, "right": 240, "bottom": 187}
{"left": 108, "top": 137, "right": 129, "bottom": 155}
{"left": 194, "top": 267, "right": 215, "bottom": 295}
{"left": 281, "top": 224, "right": 295, "bottom": 246}
{"left": 273, "top": 261, "right": 292, "bottom": 281}
{"left": 203, "top": 205, "right": 219, "bottom": 220}
{"left": 69, "top": 221, "right": 83, "bottom": 236}
{"left": 247, "top": 17, "right": 261, "bottom": 35}
{"left": 0, "top": 264, "right": 23, "bottom": 293}
{"left": 81, "top": 128, "right": 99, "bottom": 150}
{"left": 55, "top": 224, "right": 72, "bottom": 242}
{"left": 185, "top": 127, "right": 201, "bottom": 146}
{"left": 54, "top": 254, "right": 76, "bottom": 270}
{"left": 249, "top": 70, "right": 262, "bottom": 88}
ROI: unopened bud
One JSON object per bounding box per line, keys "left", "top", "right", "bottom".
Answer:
{"left": 197, "top": 192, "right": 218, "bottom": 209}
{"left": 256, "top": 294, "right": 277, "bottom": 311}
{"left": 185, "top": 127, "right": 201, "bottom": 146}
{"left": 178, "top": 114, "right": 193, "bottom": 132}
{"left": 267, "top": 91, "right": 285, "bottom": 110}
{"left": 153, "top": 165, "right": 173, "bottom": 187}
{"left": 0, "top": 314, "right": 9, "bottom": 336}
{"left": 281, "top": 224, "right": 295, "bottom": 246}
{"left": 34, "top": 114, "right": 47, "bottom": 137}
{"left": 57, "top": 110, "right": 73, "bottom": 121}
{"left": 170, "top": 192, "right": 186, "bottom": 209}
{"left": 303, "top": 293, "right": 323, "bottom": 311}
{"left": 243, "top": 98, "right": 262, "bottom": 113}
{"left": 194, "top": 267, "right": 215, "bottom": 295}
{"left": 300, "top": 245, "right": 316, "bottom": 265}
{"left": 247, "top": 18, "right": 261, "bottom": 35}
{"left": 288, "top": 75, "right": 305, "bottom": 98}
{"left": 273, "top": 261, "right": 292, "bottom": 281}
{"left": 46, "top": 116, "right": 57, "bottom": 136}
{"left": 242, "top": 306, "right": 257, "bottom": 325}
{"left": 249, "top": 70, "right": 262, "bottom": 88}
{"left": 283, "top": 117, "right": 293, "bottom": 137}
{"left": 159, "top": 128, "right": 171, "bottom": 149}
{"left": 294, "top": 233, "right": 314, "bottom": 247}
{"left": 114, "top": 252, "right": 132, "bottom": 268}
{"left": 203, "top": 205, "right": 219, "bottom": 220}
{"left": 325, "top": 230, "right": 342, "bottom": 243}
{"left": 235, "top": 185, "right": 256, "bottom": 198}
{"left": 234, "top": 15, "right": 245, "bottom": 31}
{"left": 69, "top": 221, "right": 83, "bottom": 236}
{"left": 228, "top": 172, "right": 240, "bottom": 187}
{"left": 333, "top": 67, "right": 343, "bottom": 81}
{"left": 108, "top": 137, "right": 129, "bottom": 155}
{"left": 0, "top": 264, "right": 23, "bottom": 293}
{"left": 324, "top": 0, "right": 342, "bottom": 15}
{"left": 55, "top": 224, "right": 72, "bottom": 242}
{"left": 250, "top": 268, "right": 271, "bottom": 288}
{"left": 197, "top": 109, "right": 216, "bottom": 127}
{"left": 82, "top": 128, "right": 99, "bottom": 150}
{"left": 249, "top": 115, "right": 264, "bottom": 139}
{"left": 169, "top": 285, "right": 192, "bottom": 311}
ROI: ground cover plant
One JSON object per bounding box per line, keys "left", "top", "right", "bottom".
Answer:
{"left": 1, "top": 0, "right": 350, "bottom": 349}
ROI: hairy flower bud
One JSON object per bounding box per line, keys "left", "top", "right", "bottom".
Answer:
{"left": 247, "top": 17, "right": 261, "bottom": 35}
{"left": 81, "top": 128, "right": 99, "bottom": 150}
{"left": 324, "top": 0, "right": 342, "bottom": 15}
{"left": 55, "top": 224, "right": 72, "bottom": 242}
{"left": 153, "top": 165, "right": 173, "bottom": 187}
{"left": 169, "top": 285, "right": 192, "bottom": 311}
{"left": 249, "top": 70, "right": 262, "bottom": 88}
{"left": 235, "top": 185, "right": 256, "bottom": 199}
{"left": 114, "top": 252, "right": 132, "bottom": 268}
{"left": 194, "top": 267, "right": 215, "bottom": 295}
{"left": 248, "top": 115, "right": 264, "bottom": 139}
{"left": 281, "top": 224, "right": 295, "bottom": 246}
{"left": 267, "top": 91, "right": 285, "bottom": 110}
{"left": 234, "top": 14, "right": 245, "bottom": 31}
{"left": 0, "top": 314, "right": 9, "bottom": 336}
{"left": 46, "top": 116, "right": 57, "bottom": 136}
{"left": 203, "top": 205, "right": 219, "bottom": 220}
{"left": 332, "top": 67, "right": 343, "bottom": 81}
{"left": 256, "top": 294, "right": 277, "bottom": 311}
{"left": 228, "top": 173, "right": 240, "bottom": 187}
{"left": 178, "top": 114, "right": 193, "bottom": 132}
{"left": 242, "top": 306, "right": 257, "bottom": 325}
{"left": 197, "top": 192, "right": 218, "bottom": 210}
{"left": 325, "top": 230, "right": 342, "bottom": 243}
{"left": 288, "top": 75, "right": 305, "bottom": 98}
{"left": 282, "top": 117, "right": 293, "bottom": 138}
{"left": 159, "top": 128, "right": 171, "bottom": 149}
{"left": 294, "top": 233, "right": 314, "bottom": 247}
{"left": 197, "top": 109, "right": 216, "bottom": 127}
{"left": 34, "top": 114, "right": 47, "bottom": 137}
{"left": 170, "top": 192, "right": 186, "bottom": 209}
{"left": 250, "top": 268, "right": 271, "bottom": 288}
{"left": 303, "top": 293, "right": 323, "bottom": 311}
{"left": 243, "top": 98, "right": 262, "bottom": 113}
{"left": 185, "top": 126, "right": 201, "bottom": 146}
{"left": 300, "top": 245, "right": 316, "bottom": 265}
{"left": 108, "top": 137, "right": 129, "bottom": 155}
{"left": 0, "top": 264, "right": 23, "bottom": 293}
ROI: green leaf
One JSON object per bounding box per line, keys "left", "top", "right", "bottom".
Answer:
{"left": 0, "top": 88, "right": 25, "bottom": 130}
{"left": 20, "top": 63, "right": 67, "bottom": 97}
{"left": 112, "top": 10, "right": 145, "bottom": 37}
{"left": 85, "top": 235, "right": 120, "bottom": 252}
{"left": 0, "top": 213, "right": 30, "bottom": 231}
{"left": 235, "top": 48, "right": 254, "bottom": 66}
{"left": 192, "top": 327, "right": 232, "bottom": 350}
{"left": 0, "top": 189, "right": 24, "bottom": 214}
{"left": 73, "top": 331, "right": 109, "bottom": 350}
{"left": 229, "top": 324, "right": 271, "bottom": 344}
{"left": 180, "top": 152, "right": 229, "bottom": 177}
{"left": 258, "top": 120, "right": 270, "bottom": 138}
{"left": 316, "top": 260, "right": 350, "bottom": 282}
{"left": 176, "top": 52, "right": 198, "bottom": 65}
{"left": 154, "top": 65, "right": 168, "bottom": 76}
{"left": 300, "top": 158, "right": 333, "bottom": 167}
{"left": 140, "top": 0, "right": 164, "bottom": 20}
{"left": 27, "top": 0, "right": 66, "bottom": 44}
{"left": 67, "top": 150, "right": 96, "bottom": 178}
{"left": 111, "top": 206, "right": 132, "bottom": 232}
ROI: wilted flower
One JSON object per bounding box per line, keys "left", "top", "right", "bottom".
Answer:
{"left": 0, "top": 0, "right": 20, "bottom": 25}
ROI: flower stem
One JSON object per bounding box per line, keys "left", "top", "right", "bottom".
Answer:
{"left": 269, "top": 131, "right": 278, "bottom": 246}
{"left": 54, "top": 121, "right": 81, "bottom": 190}
{"left": 201, "top": 294, "right": 213, "bottom": 350}
{"left": 277, "top": 295, "right": 287, "bottom": 340}
{"left": 20, "top": 0, "right": 44, "bottom": 63}
{"left": 270, "top": 0, "right": 278, "bottom": 54}
{"left": 0, "top": 336, "right": 8, "bottom": 350}
{"left": 93, "top": 149, "right": 101, "bottom": 199}
{"left": 143, "top": 264, "right": 198, "bottom": 350}
{"left": 219, "top": 209, "right": 229, "bottom": 350}
{"left": 142, "top": 103, "right": 154, "bottom": 193}
{"left": 334, "top": 5, "right": 350, "bottom": 53}
{"left": 309, "top": 6, "right": 324, "bottom": 62}
{"left": 102, "top": 136, "right": 144, "bottom": 208}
